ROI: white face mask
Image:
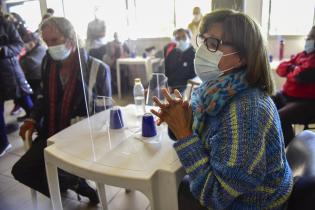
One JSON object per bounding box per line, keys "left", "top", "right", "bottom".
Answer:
{"left": 193, "top": 14, "right": 201, "bottom": 22}
{"left": 194, "top": 44, "right": 238, "bottom": 82}
{"left": 93, "top": 37, "right": 107, "bottom": 49}
{"left": 304, "top": 39, "right": 315, "bottom": 54}
{"left": 176, "top": 39, "right": 190, "bottom": 51}
{"left": 48, "top": 44, "right": 71, "bottom": 61}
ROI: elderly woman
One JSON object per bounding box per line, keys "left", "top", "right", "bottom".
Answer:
{"left": 152, "top": 10, "right": 293, "bottom": 210}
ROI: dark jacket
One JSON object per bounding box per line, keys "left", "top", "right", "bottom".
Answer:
{"left": 164, "top": 43, "right": 196, "bottom": 89}
{"left": 20, "top": 43, "right": 46, "bottom": 80}
{"left": 30, "top": 48, "right": 112, "bottom": 138}
{"left": 0, "top": 17, "right": 32, "bottom": 101}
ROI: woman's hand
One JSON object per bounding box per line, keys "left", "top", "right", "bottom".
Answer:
{"left": 151, "top": 89, "right": 193, "bottom": 140}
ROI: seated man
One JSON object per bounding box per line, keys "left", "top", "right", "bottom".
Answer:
{"left": 164, "top": 28, "right": 196, "bottom": 93}
{"left": 273, "top": 26, "right": 315, "bottom": 146}
{"left": 11, "top": 17, "right": 112, "bottom": 204}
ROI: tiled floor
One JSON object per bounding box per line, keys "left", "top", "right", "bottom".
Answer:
{"left": 0, "top": 96, "right": 152, "bottom": 210}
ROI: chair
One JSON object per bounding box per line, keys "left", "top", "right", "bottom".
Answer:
{"left": 286, "top": 130, "right": 315, "bottom": 210}
{"left": 23, "top": 130, "right": 38, "bottom": 210}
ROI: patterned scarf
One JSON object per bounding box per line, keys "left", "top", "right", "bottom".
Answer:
{"left": 191, "top": 69, "right": 249, "bottom": 134}
{"left": 48, "top": 53, "right": 79, "bottom": 137}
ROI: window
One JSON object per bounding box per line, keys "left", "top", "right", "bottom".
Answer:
{"left": 269, "top": 0, "right": 314, "bottom": 36}
{"left": 47, "top": 0, "right": 212, "bottom": 39}
{"left": 133, "top": 0, "right": 174, "bottom": 38}
{"left": 174, "top": 0, "right": 211, "bottom": 29}
{"left": 7, "top": 0, "right": 42, "bottom": 32}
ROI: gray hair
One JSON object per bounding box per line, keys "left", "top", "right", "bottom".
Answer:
{"left": 40, "top": 16, "right": 76, "bottom": 42}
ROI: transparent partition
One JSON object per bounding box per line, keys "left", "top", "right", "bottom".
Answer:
{"left": 45, "top": 0, "right": 179, "bottom": 172}
{"left": 146, "top": 73, "right": 168, "bottom": 106}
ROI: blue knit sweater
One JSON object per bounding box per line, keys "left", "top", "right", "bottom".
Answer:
{"left": 174, "top": 88, "right": 293, "bottom": 210}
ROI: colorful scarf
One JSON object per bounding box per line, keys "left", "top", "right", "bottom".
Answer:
{"left": 191, "top": 69, "right": 249, "bottom": 134}
{"left": 48, "top": 53, "right": 79, "bottom": 137}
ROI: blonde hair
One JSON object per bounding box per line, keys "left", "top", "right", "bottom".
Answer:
{"left": 199, "top": 9, "right": 274, "bottom": 95}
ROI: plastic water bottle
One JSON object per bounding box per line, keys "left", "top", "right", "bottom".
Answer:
{"left": 133, "top": 78, "right": 145, "bottom": 116}
{"left": 279, "top": 39, "right": 284, "bottom": 60}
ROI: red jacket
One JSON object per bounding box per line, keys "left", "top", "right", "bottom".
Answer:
{"left": 276, "top": 51, "right": 315, "bottom": 99}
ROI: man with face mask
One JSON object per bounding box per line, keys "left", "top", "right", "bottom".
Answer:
{"left": 11, "top": 17, "right": 112, "bottom": 205}
{"left": 273, "top": 25, "right": 315, "bottom": 146}
{"left": 164, "top": 28, "right": 196, "bottom": 93}
{"left": 188, "top": 7, "right": 202, "bottom": 49}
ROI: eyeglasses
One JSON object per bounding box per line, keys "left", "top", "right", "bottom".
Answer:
{"left": 196, "top": 35, "right": 233, "bottom": 52}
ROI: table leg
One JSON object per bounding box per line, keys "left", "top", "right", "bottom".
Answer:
{"left": 116, "top": 61, "right": 122, "bottom": 99}
{"left": 150, "top": 170, "right": 183, "bottom": 210}
{"left": 96, "top": 182, "right": 108, "bottom": 210}
{"left": 45, "top": 161, "right": 63, "bottom": 210}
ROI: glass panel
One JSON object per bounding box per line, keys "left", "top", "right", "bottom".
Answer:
{"left": 146, "top": 73, "right": 168, "bottom": 106}
{"left": 133, "top": 0, "right": 173, "bottom": 38}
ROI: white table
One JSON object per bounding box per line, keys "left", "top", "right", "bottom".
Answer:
{"left": 116, "top": 57, "right": 161, "bottom": 99}
{"left": 44, "top": 104, "right": 185, "bottom": 210}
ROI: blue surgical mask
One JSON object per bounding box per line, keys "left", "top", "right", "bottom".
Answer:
{"left": 176, "top": 40, "right": 190, "bottom": 51}
{"left": 194, "top": 44, "right": 238, "bottom": 82}
{"left": 48, "top": 44, "right": 71, "bottom": 61}
{"left": 304, "top": 39, "right": 315, "bottom": 54}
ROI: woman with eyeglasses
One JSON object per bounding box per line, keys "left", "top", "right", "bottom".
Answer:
{"left": 151, "top": 9, "right": 293, "bottom": 210}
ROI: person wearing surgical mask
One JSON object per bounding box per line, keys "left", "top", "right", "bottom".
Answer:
{"left": 188, "top": 7, "right": 203, "bottom": 49}
{"left": 151, "top": 10, "right": 292, "bottom": 210}
{"left": 85, "top": 18, "right": 106, "bottom": 51}
{"left": 273, "top": 25, "right": 315, "bottom": 146}
{"left": 12, "top": 17, "right": 112, "bottom": 205}
{"left": 164, "top": 28, "right": 196, "bottom": 93}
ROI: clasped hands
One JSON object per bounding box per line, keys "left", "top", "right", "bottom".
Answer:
{"left": 150, "top": 88, "right": 193, "bottom": 140}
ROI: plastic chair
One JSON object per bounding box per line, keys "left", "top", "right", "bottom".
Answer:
{"left": 23, "top": 130, "right": 38, "bottom": 210}
{"left": 185, "top": 78, "right": 201, "bottom": 100}
{"left": 286, "top": 130, "right": 315, "bottom": 210}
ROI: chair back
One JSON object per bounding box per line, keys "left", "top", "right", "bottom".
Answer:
{"left": 286, "top": 130, "right": 315, "bottom": 210}
{"left": 185, "top": 78, "right": 201, "bottom": 100}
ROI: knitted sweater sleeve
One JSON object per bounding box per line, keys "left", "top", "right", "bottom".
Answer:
{"left": 174, "top": 99, "right": 273, "bottom": 209}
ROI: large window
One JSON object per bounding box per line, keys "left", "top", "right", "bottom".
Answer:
{"left": 132, "top": 0, "right": 174, "bottom": 38}
{"left": 174, "top": 0, "right": 211, "bottom": 29}
{"left": 7, "top": 0, "right": 42, "bottom": 32}
{"left": 45, "top": 0, "right": 212, "bottom": 39}
{"left": 269, "top": 0, "right": 314, "bottom": 36}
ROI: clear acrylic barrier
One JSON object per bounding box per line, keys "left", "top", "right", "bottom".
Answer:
{"left": 146, "top": 73, "right": 168, "bottom": 106}
{"left": 47, "top": 16, "right": 178, "bottom": 172}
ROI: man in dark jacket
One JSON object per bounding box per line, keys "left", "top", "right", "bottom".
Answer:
{"left": 11, "top": 17, "right": 112, "bottom": 204}
{"left": 164, "top": 28, "right": 196, "bottom": 93}
{"left": 0, "top": 14, "right": 33, "bottom": 157}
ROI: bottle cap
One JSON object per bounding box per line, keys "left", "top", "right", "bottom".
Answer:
{"left": 135, "top": 78, "right": 141, "bottom": 83}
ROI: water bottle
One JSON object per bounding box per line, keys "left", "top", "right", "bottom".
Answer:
{"left": 279, "top": 39, "right": 285, "bottom": 60}
{"left": 133, "top": 78, "right": 145, "bottom": 116}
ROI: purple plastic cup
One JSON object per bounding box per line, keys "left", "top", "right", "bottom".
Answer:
{"left": 142, "top": 113, "right": 157, "bottom": 137}
{"left": 110, "top": 108, "right": 124, "bottom": 129}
